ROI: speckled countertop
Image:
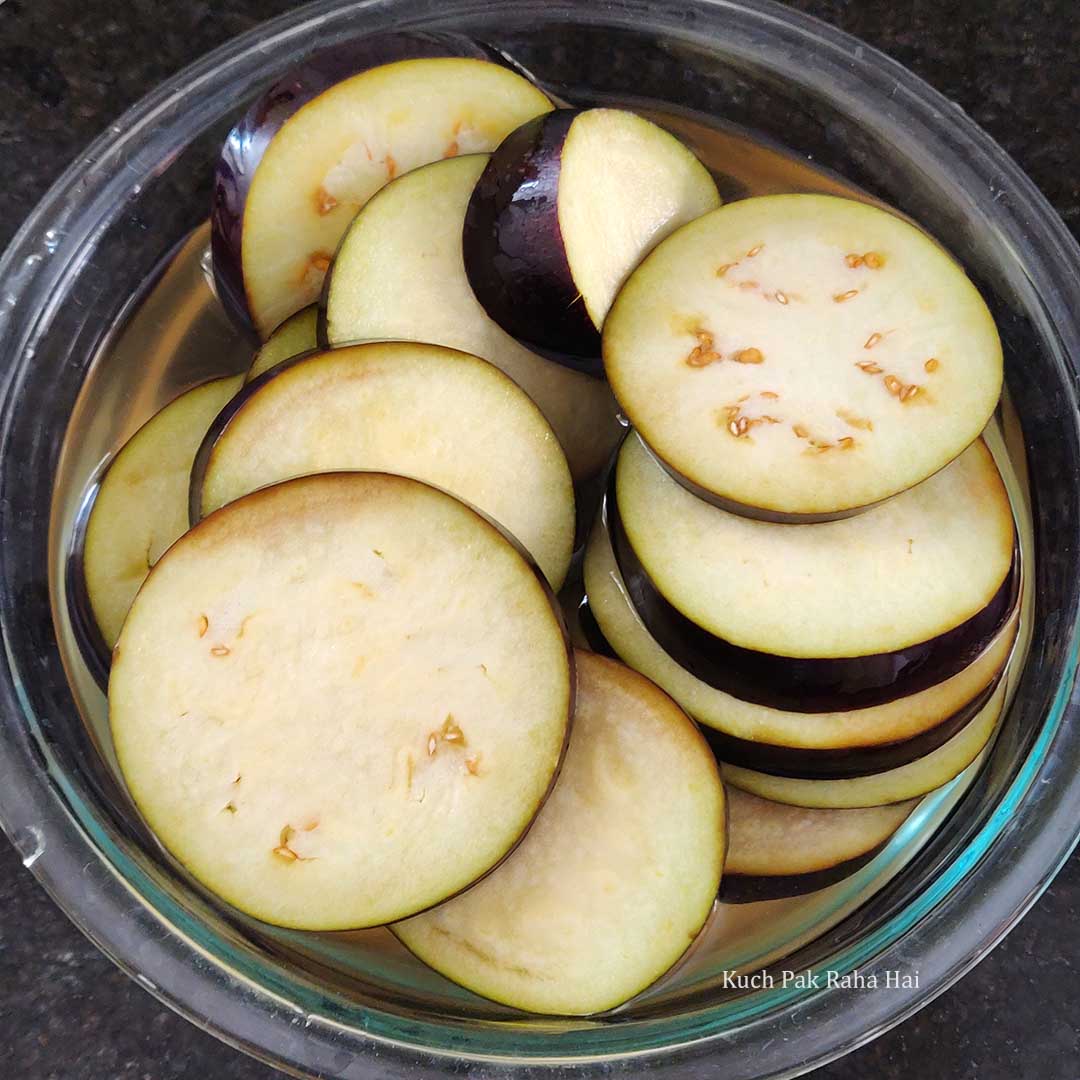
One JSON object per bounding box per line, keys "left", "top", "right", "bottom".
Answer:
{"left": 1, "top": 1, "right": 1078, "bottom": 1077}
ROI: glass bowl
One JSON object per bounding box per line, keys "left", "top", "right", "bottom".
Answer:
{"left": 2, "top": 1, "right": 1079, "bottom": 1077}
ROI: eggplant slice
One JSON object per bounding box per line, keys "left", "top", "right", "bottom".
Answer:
{"left": 722, "top": 677, "right": 1008, "bottom": 808}
{"left": 211, "top": 33, "right": 501, "bottom": 337}
{"left": 699, "top": 677, "right": 1001, "bottom": 780}
{"left": 322, "top": 155, "right": 622, "bottom": 482}
{"left": 582, "top": 516, "right": 1017, "bottom": 756}
{"left": 217, "top": 51, "right": 552, "bottom": 339}
{"left": 464, "top": 108, "right": 720, "bottom": 367}
{"left": 602, "top": 194, "right": 1003, "bottom": 519}
{"left": 110, "top": 472, "right": 573, "bottom": 930}
{"left": 393, "top": 651, "right": 724, "bottom": 1015}
{"left": 82, "top": 376, "right": 242, "bottom": 651}
{"left": 611, "top": 433, "right": 1015, "bottom": 711}
{"left": 720, "top": 786, "right": 916, "bottom": 902}
{"left": 247, "top": 305, "right": 318, "bottom": 382}
{"left": 194, "top": 341, "right": 575, "bottom": 590}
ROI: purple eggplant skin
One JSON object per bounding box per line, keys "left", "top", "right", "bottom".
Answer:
{"left": 604, "top": 483, "right": 1020, "bottom": 714}
{"left": 719, "top": 845, "right": 888, "bottom": 904}
{"left": 463, "top": 109, "right": 604, "bottom": 374}
{"left": 210, "top": 33, "right": 503, "bottom": 340}
{"left": 701, "top": 676, "right": 1000, "bottom": 780}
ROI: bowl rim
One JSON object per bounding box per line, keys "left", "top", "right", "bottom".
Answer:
{"left": 2, "top": 1, "right": 1080, "bottom": 1077}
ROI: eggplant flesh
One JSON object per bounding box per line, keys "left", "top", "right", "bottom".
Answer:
{"left": 192, "top": 341, "right": 576, "bottom": 590}
{"left": 109, "top": 472, "right": 573, "bottom": 930}
{"left": 600, "top": 193, "right": 1004, "bottom": 518}
{"left": 80, "top": 376, "right": 242, "bottom": 659}
{"left": 614, "top": 435, "right": 1015, "bottom": 662}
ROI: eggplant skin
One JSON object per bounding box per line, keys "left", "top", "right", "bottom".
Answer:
{"left": 463, "top": 110, "right": 603, "bottom": 372}
{"left": 605, "top": 483, "right": 1020, "bottom": 714}
{"left": 719, "top": 845, "right": 886, "bottom": 904}
{"left": 210, "top": 32, "right": 499, "bottom": 338}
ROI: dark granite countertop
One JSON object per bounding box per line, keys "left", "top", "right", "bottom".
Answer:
{"left": 1, "top": 1, "right": 1078, "bottom": 1077}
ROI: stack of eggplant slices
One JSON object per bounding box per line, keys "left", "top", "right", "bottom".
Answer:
{"left": 79, "top": 35, "right": 1019, "bottom": 1016}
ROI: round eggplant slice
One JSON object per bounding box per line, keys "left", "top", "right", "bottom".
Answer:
{"left": 393, "top": 651, "right": 724, "bottom": 1015}
{"left": 602, "top": 194, "right": 1003, "bottom": 519}
{"left": 611, "top": 433, "right": 1015, "bottom": 711}
{"left": 82, "top": 376, "right": 243, "bottom": 652}
{"left": 700, "top": 677, "right": 1001, "bottom": 780}
{"left": 246, "top": 305, "right": 318, "bottom": 383}
{"left": 322, "top": 155, "right": 622, "bottom": 483}
{"left": 720, "top": 787, "right": 916, "bottom": 901}
{"left": 463, "top": 108, "right": 720, "bottom": 369}
{"left": 194, "top": 342, "right": 575, "bottom": 590}
{"left": 582, "top": 516, "right": 1017, "bottom": 753}
{"left": 214, "top": 42, "right": 552, "bottom": 340}
{"left": 110, "top": 473, "right": 573, "bottom": 930}
{"left": 723, "top": 677, "right": 1008, "bottom": 808}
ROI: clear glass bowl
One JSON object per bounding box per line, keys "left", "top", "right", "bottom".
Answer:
{"left": 2, "top": 2, "right": 1079, "bottom": 1077}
